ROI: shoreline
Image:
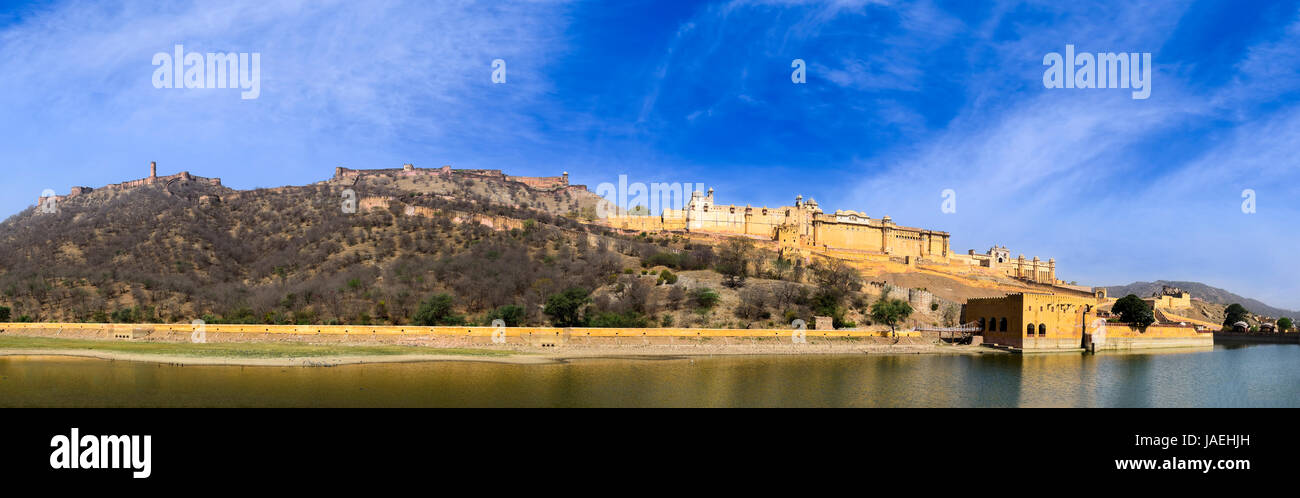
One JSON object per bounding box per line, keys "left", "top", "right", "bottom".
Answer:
{"left": 0, "top": 349, "right": 555, "bottom": 367}
{"left": 0, "top": 335, "right": 1004, "bottom": 368}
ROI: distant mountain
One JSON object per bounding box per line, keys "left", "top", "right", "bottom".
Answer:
{"left": 1104, "top": 280, "right": 1300, "bottom": 320}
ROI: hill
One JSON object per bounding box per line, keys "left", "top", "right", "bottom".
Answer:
{"left": 0, "top": 165, "right": 961, "bottom": 330}
{"left": 1103, "top": 280, "right": 1299, "bottom": 320}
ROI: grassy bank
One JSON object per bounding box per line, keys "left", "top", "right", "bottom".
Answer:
{"left": 0, "top": 335, "right": 514, "bottom": 359}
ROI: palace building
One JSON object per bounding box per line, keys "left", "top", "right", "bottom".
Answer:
{"left": 604, "top": 189, "right": 952, "bottom": 263}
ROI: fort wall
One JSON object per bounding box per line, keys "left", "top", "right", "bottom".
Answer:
{"left": 37, "top": 161, "right": 222, "bottom": 207}
{"left": 604, "top": 190, "right": 954, "bottom": 263}
{"left": 334, "top": 164, "right": 584, "bottom": 192}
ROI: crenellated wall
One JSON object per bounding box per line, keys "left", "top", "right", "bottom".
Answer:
{"left": 334, "top": 164, "right": 579, "bottom": 192}
{"left": 603, "top": 189, "right": 951, "bottom": 263}
{"left": 36, "top": 162, "right": 221, "bottom": 208}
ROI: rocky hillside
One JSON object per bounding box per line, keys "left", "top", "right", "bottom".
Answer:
{"left": 0, "top": 169, "right": 954, "bottom": 330}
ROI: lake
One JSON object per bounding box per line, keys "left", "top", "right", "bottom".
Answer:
{"left": 0, "top": 344, "right": 1295, "bottom": 407}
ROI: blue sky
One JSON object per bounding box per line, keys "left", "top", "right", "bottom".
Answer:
{"left": 2, "top": 0, "right": 1299, "bottom": 309}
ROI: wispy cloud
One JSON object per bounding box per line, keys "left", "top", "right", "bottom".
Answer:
{"left": 3, "top": 0, "right": 1298, "bottom": 309}
{"left": 0, "top": 0, "right": 572, "bottom": 206}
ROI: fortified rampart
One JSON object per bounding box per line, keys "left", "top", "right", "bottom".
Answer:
{"left": 603, "top": 189, "right": 952, "bottom": 263}
{"left": 37, "top": 161, "right": 222, "bottom": 207}
{"left": 333, "top": 164, "right": 586, "bottom": 193}
{"left": 1144, "top": 285, "right": 1192, "bottom": 309}
{"left": 950, "top": 246, "right": 1060, "bottom": 285}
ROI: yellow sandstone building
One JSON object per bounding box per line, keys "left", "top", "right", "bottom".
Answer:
{"left": 603, "top": 188, "right": 1066, "bottom": 285}
{"left": 963, "top": 292, "right": 1212, "bottom": 352}
{"left": 605, "top": 189, "right": 952, "bottom": 263}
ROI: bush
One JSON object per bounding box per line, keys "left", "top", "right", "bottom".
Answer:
{"left": 657, "top": 270, "right": 678, "bottom": 285}
{"left": 693, "top": 287, "right": 720, "bottom": 310}
{"left": 644, "top": 251, "right": 682, "bottom": 269}
{"left": 714, "top": 238, "right": 753, "bottom": 288}
{"left": 413, "top": 293, "right": 465, "bottom": 326}
{"left": 586, "top": 310, "right": 651, "bottom": 328}
{"left": 0, "top": 306, "right": 9, "bottom": 322}
{"left": 111, "top": 307, "right": 136, "bottom": 324}
{"left": 486, "top": 304, "right": 526, "bottom": 327}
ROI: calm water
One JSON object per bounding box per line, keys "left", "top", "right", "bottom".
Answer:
{"left": 1, "top": 344, "right": 1296, "bottom": 407}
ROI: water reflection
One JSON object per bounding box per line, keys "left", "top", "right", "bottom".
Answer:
{"left": 0, "top": 345, "right": 1294, "bottom": 407}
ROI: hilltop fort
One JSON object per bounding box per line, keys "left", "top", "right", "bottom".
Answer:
{"left": 38, "top": 161, "right": 222, "bottom": 206}
{"left": 604, "top": 188, "right": 1064, "bottom": 288}
{"left": 331, "top": 164, "right": 587, "bottom": 194}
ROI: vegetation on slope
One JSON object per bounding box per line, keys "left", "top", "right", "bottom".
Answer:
{"left": 0, "top": 177, "right": 954, "bottom": 330}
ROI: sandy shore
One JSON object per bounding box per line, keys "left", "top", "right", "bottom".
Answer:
{"left": 0, "top": 349, "right": 555, "bottom": 367}
{"left": 0, "top": 327, "right": 1005, "bottom": 367}
{"left": 0, "top": 341, "right": 1001, "bottom": 367}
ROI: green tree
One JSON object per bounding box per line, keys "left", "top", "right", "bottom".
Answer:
{"left": 1277, "top": 317, "right": 1293, "bottom": 333}
{"left": 1112, "top": 294, "right": 1155, "bottom": 328}
{"left": 544, "top": 287, "right": 591, "bottom": 327}
{"left": 486, "top": 304, "right": 526, "bottom": 327}
{"left": 111, "top": 307, "right": 136, "bottom": 324}
{"left": 1222, "top": 303, "right": 1250, "bottom": 327}
{"left": 413, "top": 293, "right": 464, "bottom": 326}
{"left": 0, "top": 306, "right": 9, "bottom": 322}
{"left": 811, "top": 289, "right": 849, "bottom": 328}
{"left": 870, "top": 298, "right": 913, "bottom": 332}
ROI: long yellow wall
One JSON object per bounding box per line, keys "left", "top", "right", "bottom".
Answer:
{"left": 0, "top": 322, "right": 917, "bottom": 338}
{"left": 1101, "top": 323, "right": 1204, "bottom": 338}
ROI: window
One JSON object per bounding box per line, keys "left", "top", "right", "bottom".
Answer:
{"left": 1039, "top": 324, "right": 1047, "bottom": 336}
{"left": 1026, "top": 323, "right": 1035, "bottom": 336}
{"left": 999, "top": 318, "right": 1007, "bottom": 332}
{"left": 979, "top": 318, "right": 986, "bottom": 331}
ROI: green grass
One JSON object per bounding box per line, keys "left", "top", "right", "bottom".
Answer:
{"left": 0, "top": 335, "right": 514, "bottom": 359}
